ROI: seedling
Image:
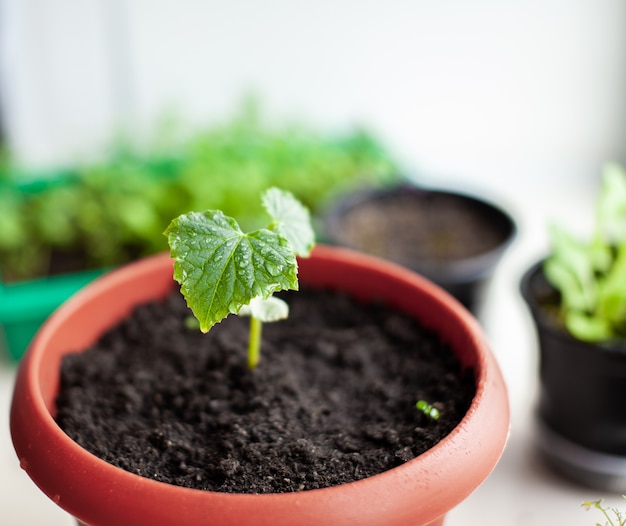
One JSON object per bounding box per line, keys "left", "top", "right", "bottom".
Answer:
{"left": 544, "top": 163, "right": 626, "bottom": 342}
{"left": 416, "top": 400, "right": 440, "bottom": 420}
{"left": 165, "top": 187, "right": 315, "bottom": 368}
{"left": 582, "top": 496, "right": 626, "bottom": 526}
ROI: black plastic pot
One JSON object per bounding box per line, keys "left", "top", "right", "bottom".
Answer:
{"left": 322, "top": 183, "right": 516, "bottom": 313}
{"left": 520, "top": 261, "right": 626, "bottom": 491}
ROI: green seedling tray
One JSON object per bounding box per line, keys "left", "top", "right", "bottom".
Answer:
{"left": 0, "top": 267, "right": 108, "bottom": 361}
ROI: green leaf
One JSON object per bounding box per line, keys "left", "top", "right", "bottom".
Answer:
{"left": 0, "top": 194, "right": 25, "bottom": 249}
{"left": 566, "top": 311, "right": 613, "bottom": 342}
{"left": 544, "top": 258, "right": 588, "bottom": 312}
{"left": 117, "top": 196, "right": 160, "bottom": 238}
{"left": 416, "top": 400, "right": 440, "bottom": 420}
{"left": 165, "top": 209, "right": 298, "bottom": 332}
{"left": 262, "top": 187, "right": 315, "bottom": 256}
{"left": 596, "top": 163, "right": 626, "bottom": 243}
{"left": 597, "top": 243, "right": 626, "bottom": 326}
{"left": 588, "top": 232, "right": 613, "bottom": 273}
{"left": 545, "top": 224, "right": 597, "bottom": 311}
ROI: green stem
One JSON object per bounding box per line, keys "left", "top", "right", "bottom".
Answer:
{"left": 599, "top": 504, "right": 617, "bottom": 526}
{"left": 248, "top": 316, "right": 263, "bottom": 369}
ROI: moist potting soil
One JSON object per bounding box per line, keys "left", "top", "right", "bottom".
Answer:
{"left": 55, "top": 286, "right": 475, "bottom": 494}
{"left": 334, "top": 191, "right": 511, "bottom": 266}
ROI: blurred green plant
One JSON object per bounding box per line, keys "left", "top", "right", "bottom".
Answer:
{"left": 0, "top": 104, "right": 397, "bottom": 282}
{"left": 544, "top": 163, "right": 626, "bottom": 342}
{"left": 582, "top": 497, "right": 626, "bottom": 526}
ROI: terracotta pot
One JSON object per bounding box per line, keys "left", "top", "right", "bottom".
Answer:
{"left": 11, "top": 245, "right": 509, "bottom": 526}
{"left": 322, "top": 183, "right": 516, "bottom": 313}
{"left": 521, "top": 260, "right": 626, "bottom": 491}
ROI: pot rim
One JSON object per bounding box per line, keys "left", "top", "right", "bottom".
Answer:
{"left": 322, "top": 183, "right": 517, "bottom": 284}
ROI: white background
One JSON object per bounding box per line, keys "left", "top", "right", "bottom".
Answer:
{"left": 2, "top": 0, "right": 626, "bottom": 195}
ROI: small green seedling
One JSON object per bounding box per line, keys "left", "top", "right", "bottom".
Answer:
{"left": 544, "top": 163, "right": 626, "bottom": 342}
{"left": 582, "top": 496, "right": 626, "bottom": 526}
{"left": 416, "top": 400, "right": 440, "bottom": 420}
{"left": 165, "top": 187, "right": 315, "bottom": 369}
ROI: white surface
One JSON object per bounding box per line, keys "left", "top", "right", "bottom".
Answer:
{"left": 3, "top": 180, "right": 626, "bottom": 525}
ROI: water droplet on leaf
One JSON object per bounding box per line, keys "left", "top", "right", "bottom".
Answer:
{"left": 265, "top": 262, "right": 279, "bottom": 276}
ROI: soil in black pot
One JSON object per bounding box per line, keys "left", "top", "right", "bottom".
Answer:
{"left": 333, "top": 191, "right": 511, "bottom": 267}
{"left": 55, "top": 286, "right": 475, "bottom": 494}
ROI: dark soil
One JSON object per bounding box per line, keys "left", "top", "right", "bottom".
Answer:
{"left": 55, "top": 286, "right": 475, "bottom": 494}
{"left": 333, "top": 191, "right": 511, "bottom": 267}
